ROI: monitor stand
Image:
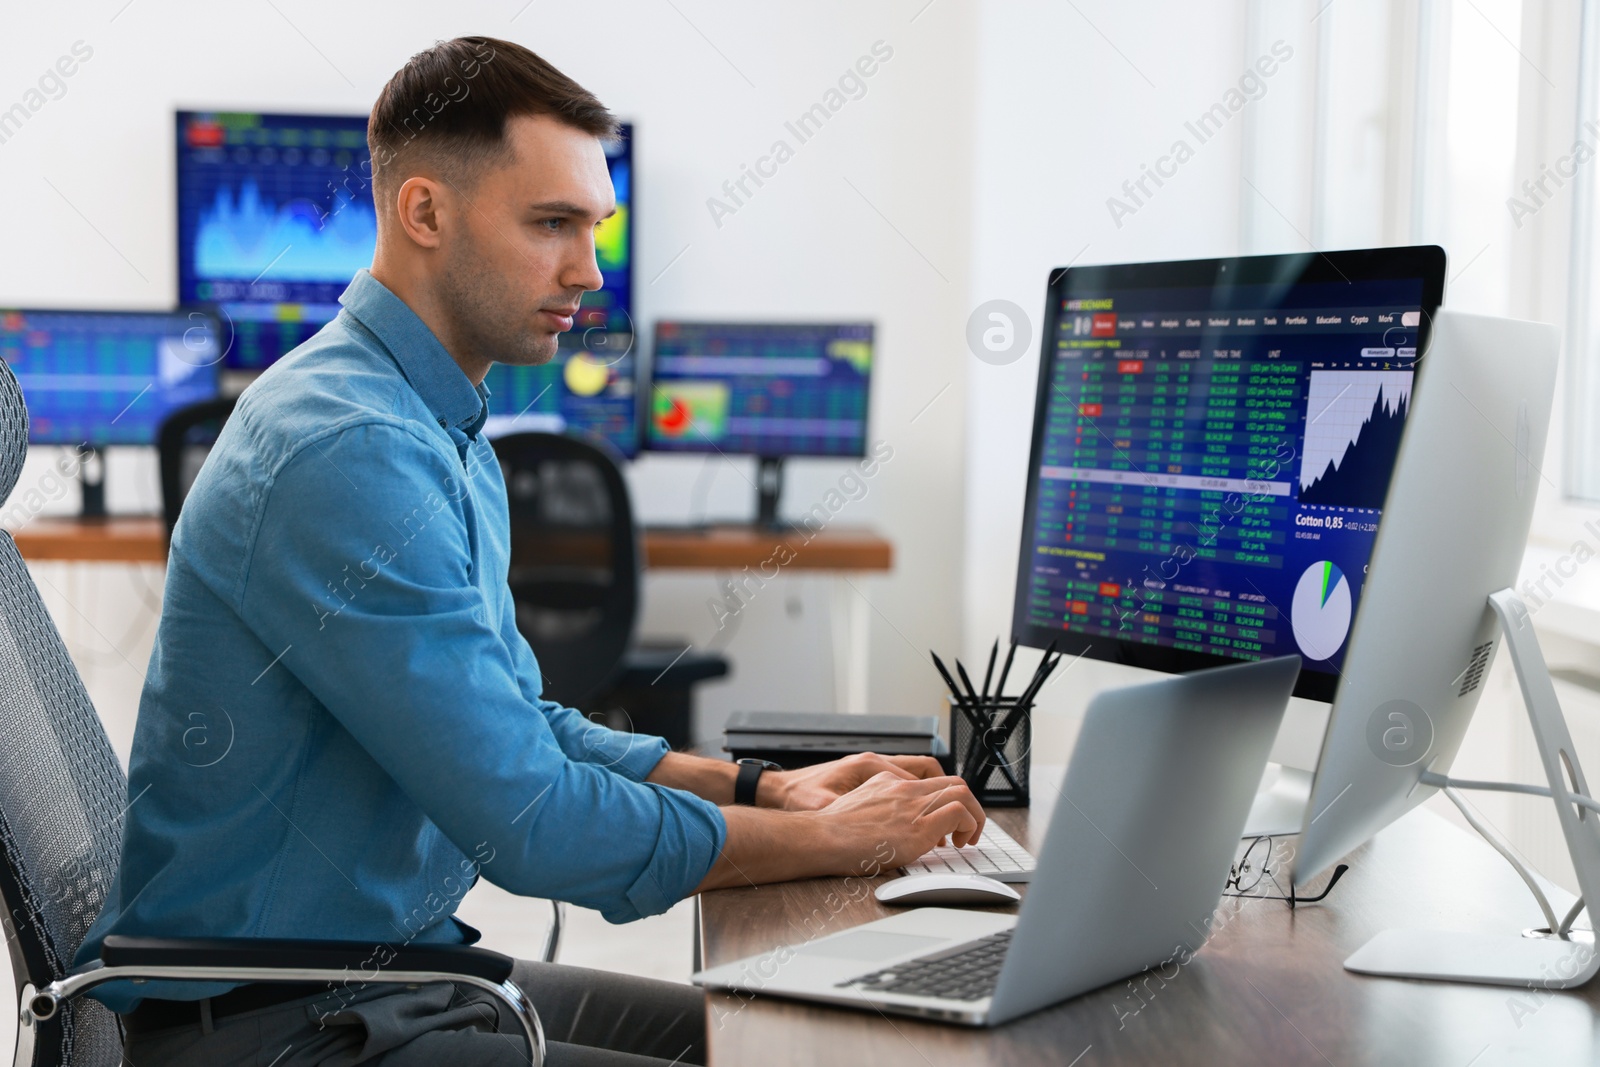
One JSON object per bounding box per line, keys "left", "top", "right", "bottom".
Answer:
{"left": 1340, "top": 588, "right": 1600, "bottom": 988}
{"left": 754, "top": 456, "right": 793, "bottom": 532}
{"left": 78, "top": 446, "right": 107, "bottom": 520}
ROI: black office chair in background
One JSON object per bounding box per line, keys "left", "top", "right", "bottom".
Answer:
{"left": 155, "top": 396, "right": 237, "bottom": 541}
{"left": 0, "top": 365, "right": 547, "bottom": 1067}
{"left": 495, "top": 432, "right": 728, "bottom": 748}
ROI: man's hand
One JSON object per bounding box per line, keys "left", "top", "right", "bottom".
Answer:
{"left": 758, "top": 752, "right": 948, "bottom": 811}
{"left": 813, "top": 770, "right": 986, "bottom": 862}
{"left": 694, "top": 771, "right": 987, "bottom": 892}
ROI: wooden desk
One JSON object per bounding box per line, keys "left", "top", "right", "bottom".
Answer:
{"left": 698, "top": 795, "right": 1600, "bottom": 1065}
{"left": 8, "top": 517, "right": 893, "bottom": 572}
{"left": 9, "top": 517, "right": 893, "bottom": 713}
{"left": 9, "top": 517, "right": 168, "bottom": 564}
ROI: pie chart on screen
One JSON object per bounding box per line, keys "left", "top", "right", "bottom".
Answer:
{"left": 656, "top": 396, "right": 691, "bottom": 434}
{"left": 1291, "top": 560, "right": 1352, "bottom": 661}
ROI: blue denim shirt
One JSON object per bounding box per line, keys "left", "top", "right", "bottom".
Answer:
{"left": 76, "top": 270, "right": 726, "bottom": 1009}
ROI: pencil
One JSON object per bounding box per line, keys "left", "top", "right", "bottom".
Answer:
{"left": 994, "top": 639, "right": 1018, "bottom": 699}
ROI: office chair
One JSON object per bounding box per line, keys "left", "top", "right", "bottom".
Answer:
{"left": 495, "top": 432, "right": 728, "bottom": 747}
{"left": 0, "top": 365, "right": 547, "bottom": 1066}
{"left": 155, "top": 396, "right": 238, "bottom": 541}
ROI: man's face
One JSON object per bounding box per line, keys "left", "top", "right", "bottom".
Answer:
{"left": 435, "top": 114, "right": 613, "bottom": 367}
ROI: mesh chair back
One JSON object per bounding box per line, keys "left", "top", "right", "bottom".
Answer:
{"left": 0, "top": 360, "right": 127, "bottom": 1064}
{"left": 495, "top": 433, "right": 640, "bottom": 708}
{"left": 157, "top": 396, "right": 237, "bottom": 539}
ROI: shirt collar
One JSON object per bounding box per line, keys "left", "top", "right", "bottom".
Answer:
{"left": 339, "top": 269, "right": 488, "bottom": 435}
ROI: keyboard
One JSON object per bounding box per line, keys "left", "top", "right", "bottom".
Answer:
{"left": 837, "top": 929, "right": 1013, "bottom": 1002}
{"left": 897, "top": 823, "right": 1036, "bottom": 883}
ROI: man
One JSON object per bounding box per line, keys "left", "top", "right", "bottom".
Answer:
{"left": 77, "top": 36, "right": 984, "bottom": 1066}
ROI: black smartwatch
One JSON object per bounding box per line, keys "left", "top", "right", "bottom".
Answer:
{"left": 734, "top": 758, "right": 783, "bottom": 806}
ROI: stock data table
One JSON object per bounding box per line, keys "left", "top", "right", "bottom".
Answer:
{"left": 1030, "top": 352, "right": 1301, "bottom": 659}
{"left": 1019, "top": 293, "right": 1417, "bottom": 677}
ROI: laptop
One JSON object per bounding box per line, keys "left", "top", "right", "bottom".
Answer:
{"left": 693, "top": 655, "right": 1299, "bottom": 1026}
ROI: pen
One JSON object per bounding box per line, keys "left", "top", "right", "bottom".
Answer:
{"left": 930, "top": 652, "right": 968, "bottom": 706}
{"left": 980, "top": 639, "right": 998, "bottom": 703}
{"left": 994, "top": 639, "right": 1018, "bottom": 699}
{"left": 955, "top": 658, "right": 1000, "bottom": 782}
{"left": 1011, "top": 650, "right": 1063, "bottom": 725}
{"left": 954, "top": 659, "right": 982, "bottom": 705}
{"left": 932, "top": 652, "right": 988, "bottom": 749}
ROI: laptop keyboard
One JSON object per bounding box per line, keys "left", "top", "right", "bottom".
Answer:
{"left": 899, "top": 823, "right": 1036, "bottom": 882}
{"left": 836, "top": 930, "right": 1013, "bottom": 1002}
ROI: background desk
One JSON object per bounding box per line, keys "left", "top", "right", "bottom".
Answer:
{"left": 698, "top": 778, "right": 1600, "bottom": 1066}
{"left": 9, "top": 517, "right": 893, "bottom": 570}
{"left": 10, "top": 517, "right": 894, "bottom": 714}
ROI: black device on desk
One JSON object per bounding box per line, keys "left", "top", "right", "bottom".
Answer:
{"left": 723, "top": 711, "right": 951, "bottom": 772}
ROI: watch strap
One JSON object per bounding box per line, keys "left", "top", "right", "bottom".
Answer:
{"left": 734, "top": 761, "right": 766, "bottom": 806}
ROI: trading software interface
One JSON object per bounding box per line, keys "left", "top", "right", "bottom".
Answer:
{"left": 177, "top": 115, "right": 634, "bottom": 372}
{"left": 484, "top": 126, "right": 636, "bottom": 453}
{"left": 647, "top": 322, "right": 873, "bottom": 457}
{"left": 1019, "top": 279, "right": 1425, "bottom": 676}
{"left": 177, "top": 111, "right": 374, "bottom": 370}
{"left": 1, "top": 310, "right": 220, "bottom": 445}
{"left": 482, "top": 347, "right": 640, "bottom": 457}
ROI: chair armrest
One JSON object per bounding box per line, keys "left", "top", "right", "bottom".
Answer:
{"left": 100, "top": 935, "right": 515, "bottom": 983}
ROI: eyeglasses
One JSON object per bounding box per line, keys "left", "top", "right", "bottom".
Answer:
{"left": 1222, "top": 835, "right": 1348, "bottom": 908}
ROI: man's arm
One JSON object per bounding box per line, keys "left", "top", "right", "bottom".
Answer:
{"left": 240, "top": 422, "right": 725, "bottom": 922}
{"left": 646, "top": 751, "right": 987, "bottom": 890}
{"left": 693, "top": 772, "right": 985, "bottom": 891}
{"left": 646, "top": 749, "right": 979, "bottom": 818}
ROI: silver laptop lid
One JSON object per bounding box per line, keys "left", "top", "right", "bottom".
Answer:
{"left": 988, "top": 654, "right": 1299, "bottom": 1024}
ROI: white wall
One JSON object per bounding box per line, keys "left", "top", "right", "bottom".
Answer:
{"left": 0, "top": 1, "right": 979, "bottom": 744}
{"left": 963, "top": 0, "right": 1278, "bottom": 752}
{"left": 9, "top": 0, "right": 1595, "bottom": 907}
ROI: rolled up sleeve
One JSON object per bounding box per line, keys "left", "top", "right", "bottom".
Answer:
{"left": 240, "top": 420, "right": 726, "bottom": 922}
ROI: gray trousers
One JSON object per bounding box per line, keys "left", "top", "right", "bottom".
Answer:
{"left": 120, "top": 959, "right": 707, "bottom": 1066}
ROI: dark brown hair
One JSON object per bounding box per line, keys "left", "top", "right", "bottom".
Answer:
{"left": 367, "top": 36, "right": 617, "bottom": 192}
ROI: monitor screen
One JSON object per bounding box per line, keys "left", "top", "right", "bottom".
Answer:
{"left": 176, "top": 114, "right": 635, "bottom": 370}
{"left": 646, "top": 322, "right": 873, "bottom": 458}
{"left": 588, "top": 126, "right": 633, "bottom": 338}
{"left": 0, "top": 309, "right": 221, "bottom": 446}
{"left": 176, "top": 110, "right": 374, "bottom": 370}
{"left": 482, "top": 347, "right": 639, "bottom": 457}
{"left": 1010, "top": 247, "right": 1446, "bottom": 702}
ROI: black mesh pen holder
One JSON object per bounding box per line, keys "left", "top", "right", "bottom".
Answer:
{"left": 949, "top": 696, "right": 1032, "bottom": 807}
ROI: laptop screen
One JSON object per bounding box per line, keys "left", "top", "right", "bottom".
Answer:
{"left": 1010, "top": 247, "right": 1446, "bottom": 702}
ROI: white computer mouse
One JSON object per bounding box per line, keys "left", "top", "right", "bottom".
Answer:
{"left": 874, "top": 872, "right": 1022, "bottom": 907}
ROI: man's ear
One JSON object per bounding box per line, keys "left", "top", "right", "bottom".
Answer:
{"left": 393, "top": 176, "right": 445, "bottom": 250}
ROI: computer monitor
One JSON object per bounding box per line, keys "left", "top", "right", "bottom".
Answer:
{"left": 1010, "top": 247, "right": 1446, "bottom": 705}
{"left": 176, "top": 112, "right": 636, "bottom": 371}
{"left": 587, "top": 124, "right": 633, "bottom": 339}
{"left": 481, "top": 347, "right": 639, "bottom": 457}
{"left": 1, "top": 308, "right": 221, "bottom": 445}
{"left": 1294, "top": 310, "right": 1560, "bottom": 887}
{"left": 0, "top": 308, "right": 222, "bottom": 515}
{"left": 647, "top": 321, "right": 874, "bottom": 525}
{"left": 176, "top": 110, "right": 374, "bottom": 370}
